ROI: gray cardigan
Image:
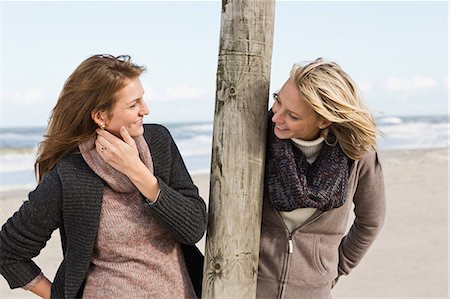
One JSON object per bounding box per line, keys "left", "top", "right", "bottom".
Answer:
{"left": 0, "top": 124, "right": 207, "bottom": 298}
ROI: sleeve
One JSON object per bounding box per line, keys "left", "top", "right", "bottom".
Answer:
{"left": 144, "top": 126, "right": 208, "bottom": 246}
{"left": 0, "top": 168, "right": 63, "bottom": 289}
{"left": 22, "top": 272, "right": 44, "bottom": 290}
{"left": 337, "top": 150, "right": 386, "bottom": 277}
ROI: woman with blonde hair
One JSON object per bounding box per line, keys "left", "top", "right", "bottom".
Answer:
{"left": 0, "top": 54, "right": 207, "bottom": 299}
{"left": 257, "top": 58, "right": 386, "bottom": 298}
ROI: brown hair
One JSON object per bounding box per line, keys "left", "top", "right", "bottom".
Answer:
{"left": 35, "top": 54, "right": 146, "bottom": 181}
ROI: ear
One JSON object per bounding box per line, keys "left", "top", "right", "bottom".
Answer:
{"left": 318, "top": 119, "right": 332, "bottom": 130}
{"left": 91, "top": 110, "right": 108, "bottom": 129}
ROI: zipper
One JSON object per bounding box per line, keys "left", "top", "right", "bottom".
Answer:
{"left": 278, "top": 232, "right": 294, "bottom": 299}
{"left": 275, "top": 209, "right": 325, "bottom": 298}
{"left": 288, "top": 234, "right": 294, "bottom": 254}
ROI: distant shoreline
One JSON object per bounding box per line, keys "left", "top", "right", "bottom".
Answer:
{"left": 1, "top": 114, "right": 449, "bottom": 129}
{"left": 1, "top": 147, "right": 448, "bottom": 201}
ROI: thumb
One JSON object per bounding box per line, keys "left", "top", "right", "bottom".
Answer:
{"left": 120, "top": 126, "right": 135, "bottom": 146}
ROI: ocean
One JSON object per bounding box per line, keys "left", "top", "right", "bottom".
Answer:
{"left": 1, "top": 115, "right": 448, "bottom": 192}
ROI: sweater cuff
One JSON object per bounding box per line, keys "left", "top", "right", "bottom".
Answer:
{"left": 144, "top": 188, "right": 161, "bottom": 205}
{"left": 22, "top": 272, "right": 44, "bottom": 291}
{"left": 1, "top": 261, "right": 42, "bottom": 289}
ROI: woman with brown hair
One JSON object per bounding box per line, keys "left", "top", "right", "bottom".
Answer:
{"left": 0, "top": 54, "right": 207, "bottom": 299}
{"left": 257, "top": 58, "right": 386, "bottom": 298}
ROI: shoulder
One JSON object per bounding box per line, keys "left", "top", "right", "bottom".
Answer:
{"left": 37, "top": 153, "right": 88, "bottom": 188}
{"left": 359, "top": 148, "right": 381, "bottom": 164}
{"left": 56, "top": 152, "right": 91, "bottom": 174}
{"left": 56, "top": 152, "right": 101, "bottom": 188}
{"left": 355, "top": 148, "right": 383, "bottom": 176}
{"left": 144, "top": 123, "right": 171, "bottom": 135}
{"left": 143, "top": 123, "right": 175, "bottom": 149}
{"left": 143, "top": 124, "right": 173, "bottom": 140}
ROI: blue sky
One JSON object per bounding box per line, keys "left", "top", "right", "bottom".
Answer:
{"left": 1, "top": 1, "right": 448, "bottom": 128}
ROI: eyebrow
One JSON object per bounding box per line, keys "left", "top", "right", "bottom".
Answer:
{"left": 126, "top": 98, "right": 140, "bottom": 105}
{"left": 126, "top": 91, "right": 145, "bottom": 105}
{"left": 276, "top": 92, "right": 302, "bottom": 117}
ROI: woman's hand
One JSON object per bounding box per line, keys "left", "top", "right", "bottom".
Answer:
{"left": 95, "top": 126, "right": 142, "bottom": 177}
{"left": 95, "top": 126, "right": 160, "bottom": 202}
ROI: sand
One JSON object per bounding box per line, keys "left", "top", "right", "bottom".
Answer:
{"left": 0, "top": 148, "right": 448, "bottom": 298}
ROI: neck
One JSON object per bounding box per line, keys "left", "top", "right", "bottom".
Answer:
{"left": 291, "top": 136, "right": 325, "bottom": 164}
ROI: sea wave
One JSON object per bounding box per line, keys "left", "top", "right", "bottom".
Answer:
{"left": 1, "top": 116, "right": 448, "bottom": 189}
{"left": 1, "top": 151, "right": 37, "bottom": 173}
{"left": 378, "top": 120, "right": 449, "bottom": 150}
{"left": 1, "top": 183, "right": 37, "bottom": 193}
{"left": 176, "top": 124, "right": 213, "bottom": 132}
{"left": 378, "top": 116, "right": 403, "bottom": 125}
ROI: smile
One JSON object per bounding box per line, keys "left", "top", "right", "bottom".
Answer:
{"left": 275, "top": 125, "right": 288, "bottom": 131}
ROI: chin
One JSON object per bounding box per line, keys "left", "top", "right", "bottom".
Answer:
{"left": 129, "top": 127, "right": 144, "bottom": 137}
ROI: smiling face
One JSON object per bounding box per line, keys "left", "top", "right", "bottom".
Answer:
{"left": 271, "top": 78, "right": 329, "bottom": 141}
{"left": 93, "top": 77, "right": 149, "bottom": 137}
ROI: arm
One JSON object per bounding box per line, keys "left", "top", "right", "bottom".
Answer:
{"left": 144, "top": 125, "right": 207, "bottom": 245}
{"left": 27, "top": 275, "right": 52, "bottom": 299}
{"left": 337, "top": 150, "right": 386, "bottom": 277}
{"left": 0, "top": 168, "right": 63, "bottom": 294}
{"left": 95, "top": 125, "right": 207, "bottom": 245}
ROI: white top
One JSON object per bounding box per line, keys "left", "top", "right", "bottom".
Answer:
{"left": 280, "top": 136, "right": 325, "bottom": 233}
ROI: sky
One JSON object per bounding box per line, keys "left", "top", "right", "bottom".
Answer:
{"left": 1, "top": 0, "right": 448, "bottom": 128}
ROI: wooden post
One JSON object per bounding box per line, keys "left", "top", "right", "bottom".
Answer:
{"left": 202, "top": 0, "right": 275, "bottom": 298}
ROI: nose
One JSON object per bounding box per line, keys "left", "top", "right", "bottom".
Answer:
{"left": 271, "top": 108, "right": 284, "bottom": 124}
{"left": 139, "top": 100, "right": 150, "bottom": 116}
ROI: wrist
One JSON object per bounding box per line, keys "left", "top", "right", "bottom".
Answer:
{"left": 145, "top": 185, "right": 161, "bottom": 204}
{"left": 126, "top": 160, "right": 150, "bottom": 181}
{"left": 126, "top": 162, "right": 160, "bottom": 202}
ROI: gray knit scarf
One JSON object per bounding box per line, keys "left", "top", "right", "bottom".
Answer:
{"left": 265, "top": 113, "right": 350, "bottom": 212}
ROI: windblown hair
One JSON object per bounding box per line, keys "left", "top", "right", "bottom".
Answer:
{"left": 290, "top": 58, "right": 378, "bottom": 160}
{"left": 35, "top": 54, "right": 146, "bottom": 182}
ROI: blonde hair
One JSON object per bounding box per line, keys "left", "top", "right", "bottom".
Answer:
{"left": 290, "top": 58, "right": 377, "bottom": 160}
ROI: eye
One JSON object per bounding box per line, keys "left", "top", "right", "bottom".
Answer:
{"left": 289, "top": 113, "right": 300, "bottom": 120}
{"left": 129, "top": 100, "right": 139, "bottom": 108}
{"left": 273, "top": 93, "right": 280, "bottom": 103}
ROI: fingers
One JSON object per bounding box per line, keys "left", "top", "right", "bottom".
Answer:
{"left": 95, "top": 128, "right": 117, "bottom": 143}
{"left": 93, "top": 127, "right": 139, "bottom": 175}
{"left": 95, "top": 129, "right": 116, "bottom": 155}
{"left": 94, "top": 127, "right": 137, "bottom": 158}
{"left": 95, "top": 127, "right": 135, "bottom": 147}
{"left": 119, "top": 126, "right": 134, "bottom": 146}
{"left": 95, "top": 138, "right": 113, "bottom": 155}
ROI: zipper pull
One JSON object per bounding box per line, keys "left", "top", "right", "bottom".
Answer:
{"left": 288, "top": 235, "right": 293, "bottom": 254}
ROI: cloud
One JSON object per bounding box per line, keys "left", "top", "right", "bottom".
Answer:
{"left": 164, "top": 85, "right": 206, "bottom": 100}
{"left": 143, "top": 83, "right": 209, "bottom": 102}
{"left": 142, "top": 84, "right": 159, "bottom": 101}
{"left": 442, "top": 76, "right": 449, "bottom": 90}
{"left": 358, "top": 79, "right": 374, "bottom": 94}
{"left": 384, "top": 76, "right": 438, "bottom": 92}
{"left": 5, "top": 88, "right": 48, "bottom": 105}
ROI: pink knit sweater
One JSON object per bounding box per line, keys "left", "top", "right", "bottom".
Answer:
{"left": 78, "top": 136, "right": 195, "bottom": 298}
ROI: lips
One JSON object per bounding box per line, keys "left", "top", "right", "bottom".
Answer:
{"left": 275, "top": 124, "right": 288, "bottom": 131}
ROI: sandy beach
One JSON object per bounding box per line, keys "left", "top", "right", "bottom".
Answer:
{"left": 0, "top": 148, "right": 448, "bottom": 298}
